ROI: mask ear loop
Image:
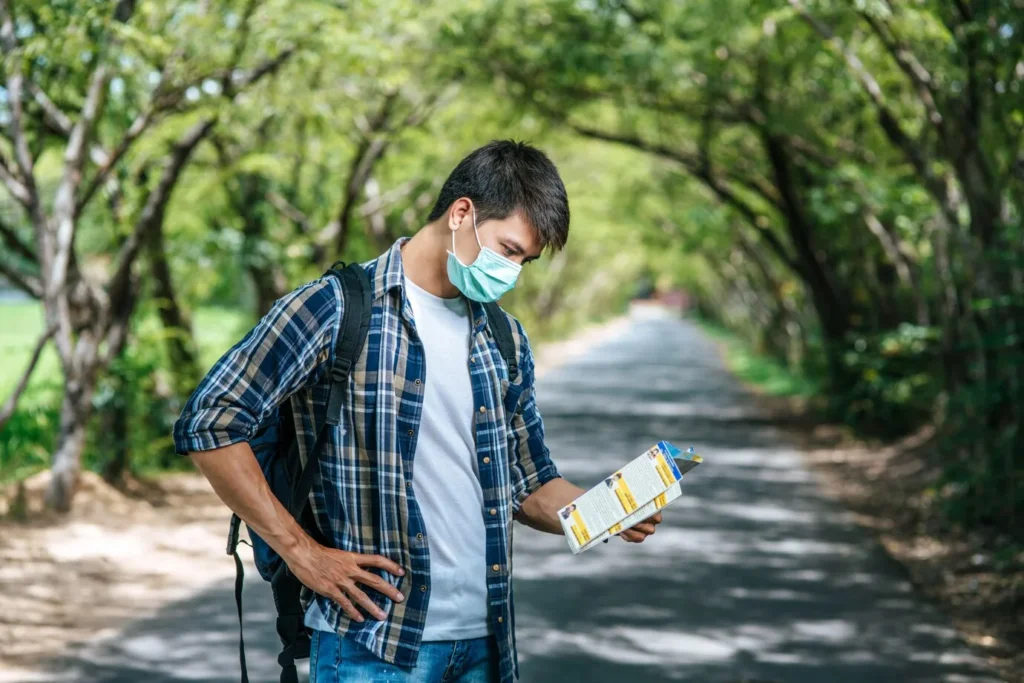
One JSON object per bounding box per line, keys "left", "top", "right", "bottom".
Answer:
{"left": 450, "top": 205, "right": 482, "bottom": 266}
{"left": 470, "top": 206, "right": 483, "bottom": 250}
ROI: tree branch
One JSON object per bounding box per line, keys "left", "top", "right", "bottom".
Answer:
{"left": 0, "top": 258, "right": 42, "bottom": 297}
{"left": 330, "top": 94, "right": 398, "bottom": 254}
{"left": 221, "top": 0, "right": 260, "bottom": 95}
{"left": 0, "top": 153, "right": 32, "bottom": 206}
{"left": 358, "top": 179, "right": 417, "bottom": 218}
{"left": 859, "top": 11, "right": 943, "bottom": 129}
{"left": 790, "top": 0, "right": 961, "bottom": 227}
{"left": 77, "top": 47, "right": 295, "bottom": 218}
{"left": 49, "top": 63, "right": 109, "bottom": 300}
{"left": 572, "top": 123, "right": 801, "bottom": 273}
{"left": 76, "top": 105, "right": 158, "bottom": 216}
{"left": 266, "top": 190, "right": 311, "bottom": 232}
{"left": 0, "top": 323, "right": 56, "bottom": 431}
{"left": 224, "top": 47, "right": 296, "bottom": 98}
{"left": 107, "top": 118, "right": 216, "bottom": 320}
{"left": 27, "top": 82, "right": 74, "bottom": 136}
{"left": 0, "top": 217, "right": 35, "bottom": 262}
{"left": 0, "top": 0, "right": 42, "bottom": 223}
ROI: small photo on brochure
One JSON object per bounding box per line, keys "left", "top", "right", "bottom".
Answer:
{"left": 560, "top": 503, "right": 591, "bottom": 546}
{"left": 604, "top": 471, "right": 639, "bottom": 514}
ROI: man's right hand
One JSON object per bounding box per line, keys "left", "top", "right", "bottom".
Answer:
{"left": 286, "top": 541, "right": 406, "bottom": 622}
{"left": 189, "top": 442, "right": 406, "bottom": 624}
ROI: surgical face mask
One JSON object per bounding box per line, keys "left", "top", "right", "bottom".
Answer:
{"left": 446, "top": 208, "right": 522, "bottom": 302}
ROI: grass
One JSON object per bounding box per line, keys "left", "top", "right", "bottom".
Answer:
{"left": 0, "top": 302, "right": 253, "bottom": 401}
{"left": 693, "top": 315, "right": 819, "bottom": 399}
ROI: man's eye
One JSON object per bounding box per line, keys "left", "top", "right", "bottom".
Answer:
{"left": 503, "top": 246, "right": 516, "bottom": 257}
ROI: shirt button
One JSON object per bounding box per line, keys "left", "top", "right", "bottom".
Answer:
{"left": 489, "top": 508, "right": 497, "bottom": 516}
{"left": 416, "top": 533, "right": 423, "bottom": 541}
{"left": 414, "top": 379, "right": 421, "bottom": 386}
{"left": 407, "top": 429, "right": 414, "bottom": 437}
{"left": 482, "top": 457, "right": 490, "bottom": 464}
{"left": 406, "top": 481, "right": 412, "bottom": 488}
{"left": 420, "top": 585, "right": 427, "bottom": 592}
{"left": 470, "top": 357, "right": 476, "bottom": 364}
{"left": 479, "top": 406, "right": 487, "bottom": 414}
{"left": 492, "top": 564, "right": 500, "bottom": 572}
{"left": 497, "top": 616, "right": 504, "bottom": 623}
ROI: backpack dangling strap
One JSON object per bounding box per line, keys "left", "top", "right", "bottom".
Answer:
{"left": 227, "top": 513, "right": 250, "bottom": 683}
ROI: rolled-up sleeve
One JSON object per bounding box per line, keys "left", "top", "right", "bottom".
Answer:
{"left": 507, "top": 321, "right": 561, "bottom": 513}
{"left": 173, "top": 278, "right": 342, "bottom": 455}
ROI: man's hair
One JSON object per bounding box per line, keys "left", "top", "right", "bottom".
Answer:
{"left": 427, "top": 140, "right": 570, "bottom": 251}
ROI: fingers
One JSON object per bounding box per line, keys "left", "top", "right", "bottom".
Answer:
{"left": 620, "top": 529, "right": 646, "bottom": 543}
{"left": 649, "top": 512, "right": 663, "bottom": 525}
{"left": 632, "top": 522, "right": 656, "bottom": 535}
{"left": 328, "top": 588, "right": 364, "bottom": 623}
{"left": 357, "top": 553, "right": 406, "bottom": 578}
{"left": 356, "top": 570, "right": 405, "bottom": 604}
{"left": 341, "top": 580, "right": 388, "bottom": 620}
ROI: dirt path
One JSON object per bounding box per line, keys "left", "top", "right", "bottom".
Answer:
{"left": 0, "top": 306, "right": 1005, "bottom": 682}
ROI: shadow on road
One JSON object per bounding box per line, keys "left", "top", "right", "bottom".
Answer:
{"left": 31, "top": 315, "right": 1001, "bottom": 683}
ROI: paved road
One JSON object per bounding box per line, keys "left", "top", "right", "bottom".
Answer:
{"left": 32, "top": 311, "right": 1000, "bottom": 682}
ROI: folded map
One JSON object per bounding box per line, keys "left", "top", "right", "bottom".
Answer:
{"left": 558, "top": 441, "right": 702, "bottom": 554}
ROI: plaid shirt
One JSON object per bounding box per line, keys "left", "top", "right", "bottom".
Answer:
{"left": 173, "top": 238, "right": 559, "bottom": 683}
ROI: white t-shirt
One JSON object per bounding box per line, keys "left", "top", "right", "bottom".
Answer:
{"left": 305, "top": 277, "right": 490, "bottom": 640}
{"left": 402, "top": 276, "right": 489, "bottom": 640}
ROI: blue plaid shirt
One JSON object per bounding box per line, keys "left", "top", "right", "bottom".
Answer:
{"left": 173, "top": 238, "right": 560, "bottom": 682}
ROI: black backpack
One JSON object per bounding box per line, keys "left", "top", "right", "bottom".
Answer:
{"left": 225, "top": 262, "right": 520, "bottom": 683}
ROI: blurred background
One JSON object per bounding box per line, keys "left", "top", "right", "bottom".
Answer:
{"left": 0, "top": 0, "right": 1021, "bottom": 681}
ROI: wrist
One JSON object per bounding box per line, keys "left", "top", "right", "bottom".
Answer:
{"left": 276, "top": 525, "right": 314, "bottom": 568}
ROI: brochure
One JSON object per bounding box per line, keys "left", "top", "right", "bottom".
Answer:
{"left": 558, "top": 441, "right": 702, "bottom": 554}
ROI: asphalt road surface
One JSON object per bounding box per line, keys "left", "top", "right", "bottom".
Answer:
{"left": 33, "top": 310, "right": 1001, "bottom": 682}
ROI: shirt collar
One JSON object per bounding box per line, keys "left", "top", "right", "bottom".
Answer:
{"left": 370, "top": 236, "right": 489, "bottom": 335}
{"left": 370, "top": 237, "right": 410, "bottom": 301}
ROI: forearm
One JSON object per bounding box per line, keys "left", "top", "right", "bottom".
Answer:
{"left": 516, "top": 477, "right": 584, "bottom": 535}
{"left": 190, "top": 441, "right": 314, "bottom": 564}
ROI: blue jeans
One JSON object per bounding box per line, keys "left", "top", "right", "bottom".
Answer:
{"left": 308, "top": 630, "right": 500, "bottom": 683}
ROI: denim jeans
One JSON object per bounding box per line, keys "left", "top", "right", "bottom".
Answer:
{"left": 308, "top": 629, "right": 500, "bottom": 683}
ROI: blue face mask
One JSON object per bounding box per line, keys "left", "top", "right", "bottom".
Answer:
{"left": 446, "top": 208, "right": 522, "bottom": 302}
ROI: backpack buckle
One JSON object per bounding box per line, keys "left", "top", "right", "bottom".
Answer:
{"left": 331, "top": 358, "right": 353, "bottom": 383}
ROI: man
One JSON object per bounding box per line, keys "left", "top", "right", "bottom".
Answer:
{"left": 173, "top": 140, "right": 662, "bottom": 683}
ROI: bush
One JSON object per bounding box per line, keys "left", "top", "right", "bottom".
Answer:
{"left": 832, "top": 324, "right": 942, "bottom": 437}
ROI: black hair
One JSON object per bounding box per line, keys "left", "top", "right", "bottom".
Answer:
{"left": 427, "top": 140, "right": 570, "bottom": 251}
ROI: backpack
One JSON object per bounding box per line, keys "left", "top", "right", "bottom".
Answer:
{"left": 225, "top": 261, "right": 520, "bottom": 683}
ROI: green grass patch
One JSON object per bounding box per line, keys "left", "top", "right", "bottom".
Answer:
{"left": 694, "top": 315, "right": 819, "bottom": 399}
{"left": 0, "top": 301, "right": 255, "bottom": 484}
{"left": 0, "top": 302, "right": 253, "bottom": 396}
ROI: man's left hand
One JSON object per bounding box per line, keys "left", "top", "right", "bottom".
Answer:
{"left": 619, "top": 511, "right": 663, "bottom": 543}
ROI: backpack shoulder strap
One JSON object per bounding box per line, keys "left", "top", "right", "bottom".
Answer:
{"left": 324, "top": 262, "right": 373, "bottom": 425}
{"left": 286, "top": 263, "right": 371, "bottom": 520}
{"left": 483, "top": 301, "right": 519, "bottom": 383}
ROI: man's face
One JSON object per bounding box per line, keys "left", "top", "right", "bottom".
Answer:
{"left": 453, "top": 206, "right": 543, "bottom": 267}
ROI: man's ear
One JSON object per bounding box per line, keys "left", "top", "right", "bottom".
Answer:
{"left": 448, "top": 198, "right": 472, "bottom": 232}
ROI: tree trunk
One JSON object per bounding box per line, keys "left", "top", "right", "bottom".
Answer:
{"left": 100, "top": 359, "right": 131, "bottom": 484}
{"left": 147, "top": 218, "right": 201, "bottom": 391}
{"left": 759, "top": 131, "right": 853, "bottom": 385}
{"left": 234, "top": 173, "right": 288, "bottom": 317}
{"left": 101, "top": 395, "right": 130, "bottom": 484}
{"left": 45, "top": 373, "right": 94, "bottom": 511}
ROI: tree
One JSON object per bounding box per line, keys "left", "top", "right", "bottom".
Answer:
{"left": 0, "top": 0, "right": 296, "bottom": 509}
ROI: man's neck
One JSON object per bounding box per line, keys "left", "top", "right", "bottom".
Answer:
{"left": 401, "top": 224, "right": 460, "bottom": 299}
